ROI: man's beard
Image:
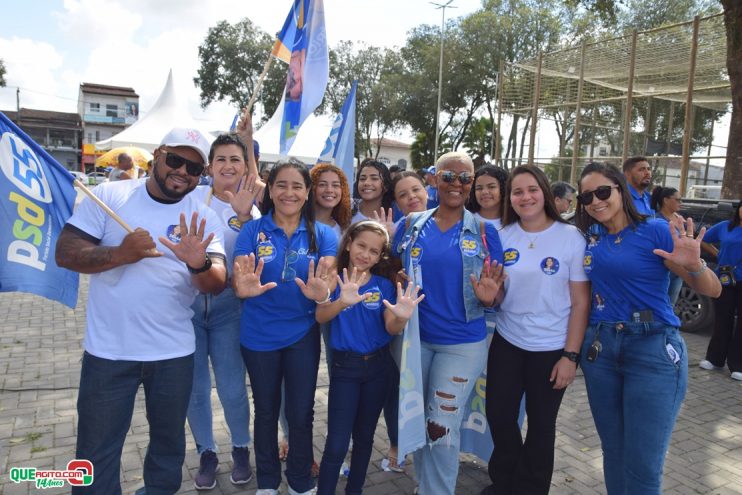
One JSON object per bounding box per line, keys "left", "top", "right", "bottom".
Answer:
{"left": 153, "top": 166, "right": 196, "bottom": 199}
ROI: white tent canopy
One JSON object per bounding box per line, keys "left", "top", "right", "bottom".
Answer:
{"left": 96, "top": 70, "right": 218, "bottom": 152}
{"left": 253, "top": 100, "right": 334, "bottom": 164}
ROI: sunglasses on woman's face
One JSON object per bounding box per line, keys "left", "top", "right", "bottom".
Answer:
{"left": 164, "top": 152, "right": 205, "bottom": 177}
{"left": 437, "top": 170, "right": 474, "bottom": 185}
{"left": 577, "top": 185, "right": 618, "bottom": 205}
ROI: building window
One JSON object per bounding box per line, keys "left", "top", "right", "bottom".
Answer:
{"left": 106, "top": 104, "right": 118, "bottom": 118}
{"left": 87, "top": 133, "right": 92, "bottom": 143}
{"left": 90, "top": 103, "right": 100, "bottom": 112}
{"left": 95, "top": 130, "right": 100, "bottom": 142}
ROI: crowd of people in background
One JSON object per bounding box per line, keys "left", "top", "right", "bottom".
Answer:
{"left": 56, "top": 115, "right": 738, "bottom": 495}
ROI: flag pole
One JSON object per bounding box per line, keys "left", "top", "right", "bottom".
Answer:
{"left": 245, "top": 54, "right": 276, "bottom": 114}
{"left": 73, "top": 179, "right": 134, "bottom": 233}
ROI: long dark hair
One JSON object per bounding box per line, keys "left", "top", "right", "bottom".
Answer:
{"left": 260, "top": 158, "right": 318, "bottom": 253}
{"left": 467, "top": 164, "right": 509, "bottom": 217}
{"left": 502, "top": 165, "right": 566, "bottom": 227}
{"left": 729, "top": 201, "right": 742, "bottom": 231}
{"left": 353, "top": 160, "right": 394, "bottom": 210}
{"left": 335, "top": 221, "right": 397, "bottom": 281}
{"left": 650, "top": 185, "right": 678, "bottom": 212}
{"left": 575, "top": 162, "right": 645, "bottom": 234}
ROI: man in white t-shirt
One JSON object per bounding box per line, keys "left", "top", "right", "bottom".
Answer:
{"left": 109, "top": 152, "right": 135, "bottom": 181}
{"left": 55, "top": 128, "right": 227, "bottom": 495}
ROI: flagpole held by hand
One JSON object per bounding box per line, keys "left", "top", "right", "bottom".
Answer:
{"left": 246, "top": 54, "right": 276, "bottom": 114}
{"left": 73, "top": 178, "right": 134, "bottom": 233}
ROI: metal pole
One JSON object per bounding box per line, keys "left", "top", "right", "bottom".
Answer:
{"left": 704, "top": 117, "right": 715, "bottom": 185}
{"left": 528, "top": 51, "right": 543, "bottom": 165}
{"left": 570, "top": 42, "right": 586, "bottom": 186}
{"left": 431, "top": 0, "right": 456, "bottom": 164}
{"left": 680, "top": 16, "right": 700, "bottom": 196}
{"left": 622, "top": 30, "right": 638, "bottom": 163}
{"left": 496, "top": 60, "right": 504, "bottom": 166}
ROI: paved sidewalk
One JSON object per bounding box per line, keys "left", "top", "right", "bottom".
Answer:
{"left": 1, "top": 279, "right": 741, "bottom": 494}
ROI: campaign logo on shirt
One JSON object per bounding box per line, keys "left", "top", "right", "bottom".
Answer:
{"left": 583, "top": 251, "right": 593, "bottom": 273}
{"left": 503, "top": 248, "right": 520, "bottom": 266}
{"left": 460, "top": 235, "right": 480, "bottom": 257}
{"left": 594, "top": 293, "right": 605, "bottom": 311}
{"left": 541, "top": 257, "right": 560, "bottom": 275}
{"left": 588, "top": 235, "right": 600, "bottom": 248}
{"left": 362, "top": 287, "right": 382, "bottom": 310}
{"left": 227, "top": 216, "right": 242, "bottom": 232}
{"left": 166, "top": 224, "right": 182, "bottom": 243}
{"left": 411, "top": 245, "right": 423, "bottom": 266}
{"left": 256, "top": 231, "right": 277, "bottom": 262}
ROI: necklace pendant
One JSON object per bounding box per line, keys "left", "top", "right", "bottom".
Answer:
{"left": 528, "top": 242, "right": 535, "bottom": 249}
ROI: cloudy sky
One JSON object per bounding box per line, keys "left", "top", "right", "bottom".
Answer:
{"left": 0, "top": 0, "right": 483, "bottom": 130}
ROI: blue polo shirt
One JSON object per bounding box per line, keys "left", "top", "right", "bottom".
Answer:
{"left": 584, "top": 218, "right": 679, "bottom": 326}
{"left": 703, "top": 220, "right": 742, "bottom": 281}
{"left": 330, "top": 274, "right": 395, "bottom": 354}
{"left": 393, "top": 219, "right": 503, "bottom": 345}
{"left": 425, "top": 185, "right": 439, "bottom": 208}
{"left": 627, "top": 183, "right": 654, "bottom": 216}
{"left": 234, "top": 212, "right": 338, "bottom": 351}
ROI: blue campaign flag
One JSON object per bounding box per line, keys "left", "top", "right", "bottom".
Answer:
{"left": 271, "top": 0, "right": 329, "bottom": 155}
{"left": 317, "top": 80, "right": 357, "bottom": 192}
{"left": 0, "top": 111, "right": 79, "bottom": 308}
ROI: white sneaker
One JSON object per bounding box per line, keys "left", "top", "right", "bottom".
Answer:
{"left": 731, "top": 372, "right": 742, "bottom": 381}
{"left": 287, "top": 486, "right": 316, "bottom": 495}
{"left": 699, "top": 359, "right": 722, "bottom": 370}
{"left": 256, "top": 489, "right": 279, "bottom": 495}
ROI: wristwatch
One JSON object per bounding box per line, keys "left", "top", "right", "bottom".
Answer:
{"left": 687, "top": 258, "right": 707, "bottom": 277}
{"left": 562, "top": 351, "right": 581, "bottom": 365}
{"left": 187, "top": 254, "right": 212, "bottom": 274}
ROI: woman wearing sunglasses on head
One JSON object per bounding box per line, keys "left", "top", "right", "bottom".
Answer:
{"left": 393, "top": 151, "right": 504, "bottom": 495}
{"left": 483, "top": 165, "right": 590, "bottom": 495}
{"left": 232, "top": 159, "right": 338, "bottom": 495}
{"left": 575, "top": 162, "right": 721, "bottom": 495}
{"left": 187, "top": 131, "right": 264, "bottom": 490}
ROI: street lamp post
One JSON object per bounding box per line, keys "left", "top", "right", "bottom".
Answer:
{"left": 431, "top": 0, "right": 456, "bottom": 164}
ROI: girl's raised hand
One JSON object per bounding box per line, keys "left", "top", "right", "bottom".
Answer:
{"left": 337, "top": 267, "right": 366, "bottom": 307}
{"left": 233, "top": 253, "right": 277, "bottom": 298}
{"left": 295, "top": 256, "right": 332, "bottom": 302}
{"left": 383, "top": 282, "right": 424, "bottom": 321}
{"left": 372, "top": 207, "right": 396, "bottom": 237}
{"left": 470, "top": 260, "right": 507, "bottom": 306}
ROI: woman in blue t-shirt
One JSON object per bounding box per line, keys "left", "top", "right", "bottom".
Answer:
{"left": 575, "top": 162, "right": 721, "bottom": 495}
{"left": 233, "top": 159, "right": 338, "bottom": 495}
{"left": 651, "top": 186, "right": 684, "bottom": 305}
{"left": 315, "top": 220, "right": 423, "bottom": 495}
{"left": 699, "top": 201, "right": 742, "bottom": 380}
{"left": 393, "top": 151, "right": 504, "bottom": 495}
{"left": 351, "top": 159, "right": 394, "bottom": 223}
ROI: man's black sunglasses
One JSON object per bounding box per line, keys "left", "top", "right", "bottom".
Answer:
{"left": 577, "top": 185, "right": 618, "bottom": 205}
{"left": 164, "top": 152, "right": 204, "bottom": 177}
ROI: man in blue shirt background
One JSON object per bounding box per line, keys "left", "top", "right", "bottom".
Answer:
{"left": 623, "top": 156, "right": 655, "bottom": 216}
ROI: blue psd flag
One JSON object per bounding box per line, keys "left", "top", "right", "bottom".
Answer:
{"left": 317, "top": 80, "right": 357, "bottom": 192}
{"left": 0, "top": 111, "right": 79, "bottom": 308}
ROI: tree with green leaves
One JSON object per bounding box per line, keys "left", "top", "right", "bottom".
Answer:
{"left": 569, "top": 0, "right": 741, "bottom": 199}
{"left": 194, "top": 19, "right": 287, "bottom": 119}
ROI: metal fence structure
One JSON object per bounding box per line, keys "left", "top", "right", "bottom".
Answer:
{"left": 495, "top": 13, "right": 730, "bottom": 194}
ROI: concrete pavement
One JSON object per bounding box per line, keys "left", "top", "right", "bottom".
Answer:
{"left": 1, "top": 278, "right": 741, "bottom": 494}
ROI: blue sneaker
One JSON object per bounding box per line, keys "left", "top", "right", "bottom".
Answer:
{"left": 194, "top": 450, "right": 218, "bottom": 490}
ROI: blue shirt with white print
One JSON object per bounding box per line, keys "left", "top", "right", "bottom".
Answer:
{"left": 234, "top": 211, "right": 338, "bottom": 351}
{"left": 584, "top": 218, "right": 679, "bottom": 326}
{"left": 330, "top": 274, "right": 396, "bottom": 354}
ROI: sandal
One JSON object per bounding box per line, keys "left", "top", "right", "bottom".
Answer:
{"left": 387, "top": 455, "right": 405, "bottom": 473}
{"left": 278, "top": 439, "right": 289, "bottom": 462}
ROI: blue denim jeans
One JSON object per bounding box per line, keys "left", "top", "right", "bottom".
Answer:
{"left": 242, "top": 325, "right": 320, "bottom": 493}
{"left": 581, "top": 322, "right": 688, "bottom": 495}
{"left": 74, "top": 352, "right": 194, "bottom": 495}
{"left": 187, "top": 288, "right": 251, "bottom": 454}
{"left": 317, "top": 348, "right": 392, "bottom": 495}
{"left": 413, "top": 339, "right": 488, "bottom": 495}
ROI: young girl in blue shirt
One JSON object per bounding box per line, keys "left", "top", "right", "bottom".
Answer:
{"left": 315, "top": 220, "right": 423, "bottom": 495}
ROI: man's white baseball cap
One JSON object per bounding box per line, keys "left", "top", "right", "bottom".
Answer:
{"left": 159, "top": 128, "right": 212, "bottom": 164}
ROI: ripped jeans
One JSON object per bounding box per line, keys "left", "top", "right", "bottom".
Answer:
{"left": 413, "top": 339, "right": 488, "bottom": 495}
